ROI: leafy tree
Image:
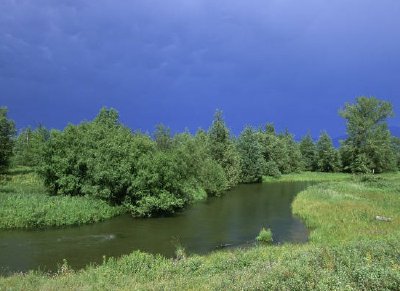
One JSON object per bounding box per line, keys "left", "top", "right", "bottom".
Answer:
{"left": 237, "top": 127, "right": 266, "bottom": 183}
{"left": 0, "top": 107, "right": 16, "bottom": 172}
{"left": 39, "top": 108, "right": 155, "bottom": 204}
{"left": 126, "top": 150, "right": 188, "bottom": 217}
{"left": 300, "top": 133, "right": 317, "bottom": 171}
{"left": 172, "top": 131, "right": 227, "bottom": 196}
{"left": 154, "top": 124, "right": 172, "bottom": 151}
{"left": 208, "top": 110, "right": 241, "bottom": 188}
{"left": 339, "top": 97, "right": 396, "bottom": 173}
{"left": 392, "top": 137, "right": 400, "bottom": 170}
{"left": 259, "top": 124, "right": 303, "bottom": 175}
{"left": 280, "top": 130, "right": 304, "bottom": 173}
{"left": 316, "top": 131, "right": 341, "bottom": 172}
{"left": 13, "top": 125, "right": 49, "bottom": 167}
{"left": 259, "top": 123, "right": 286, "bottom": 175}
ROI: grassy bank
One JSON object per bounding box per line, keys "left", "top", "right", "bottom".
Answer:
{"left": 263, "top": 171, "right": 351, "bottom": 183}
{"left": 1, "top": 172, "right": 399, "bottom": 290}
{"left": 0, "top": 168, "right": 124, "bottom": 229}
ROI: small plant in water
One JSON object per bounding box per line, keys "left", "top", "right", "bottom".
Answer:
{"left": 256, "top": 227, "right": 273, "bottom": 244}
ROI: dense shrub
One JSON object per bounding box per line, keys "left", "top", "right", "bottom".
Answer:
{"left": 38, "top": 108, "right": 230, "bottom": 217}
{"left": 237, "top": 127, "right": 266, "bottom": 183}
{"left": 0, "top": 107, "right": 16, "bottom": 172}
{"left": 39, "top": 108, "right": 154, "bottom": 204}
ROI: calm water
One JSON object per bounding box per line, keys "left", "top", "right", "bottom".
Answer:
{"left": 0, "top": 182, "right": 311, "bottom": 274}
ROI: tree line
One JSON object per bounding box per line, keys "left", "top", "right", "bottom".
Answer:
{"left": 1, "top": 96, "right": 399, "bottom": 216}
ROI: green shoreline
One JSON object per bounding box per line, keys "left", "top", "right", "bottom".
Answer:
{"left": 0, "top": 168, "right": 124, "bottom": 229}
{"left": 1, "top": 171, "right": 399, "bottom": 289}
{"left": 0, "top": 168, "right": 350, "bottom": 230}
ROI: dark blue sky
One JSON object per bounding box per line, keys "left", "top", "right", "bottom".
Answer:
{"left": 1, "top": 0, "right": 400, "bottom": 138}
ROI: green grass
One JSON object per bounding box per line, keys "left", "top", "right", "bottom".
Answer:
{"left": 1, "top": 171, "right": 400, "bottom": 290}
{"left": 0, "top": 167, "right": 125, "bottom": 229}
{"left": 263, "top": 171, "right": 352, "bottom": 183}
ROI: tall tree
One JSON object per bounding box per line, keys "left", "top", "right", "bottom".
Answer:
{"left": 316, "top": 131, "right": 341, "bottom": 172}
{"left": 339, "top": 97, "right": 395, "bottom": 173}
{"left": 392, "top": 137, "right": 400, "bottom": 170}
{"left": 237, "top": 127, "right": 266, "bottom": 183}
{"left": 259, "top": 123, "right": 289, "bottom": 176}
{"left": 154, "top": 124, "right": 172, "bottom": 151}
{"left": 0, "top": 107, "right": 16, "bottom": 172}
{"left": 13, "top": 125, "right": 50, "bottom": 167}
{"left": 281, "top": 130, "right": 304, "bottom": 173}
{"left": 300, "top": 133, "right": 317, "bottom": 171}
{"left": 208, "top": 110, "right": 241, "bottom": 188}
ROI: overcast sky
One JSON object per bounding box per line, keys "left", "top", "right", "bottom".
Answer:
{"left": 1, "top": 0, "right": 400, "bottom": 138}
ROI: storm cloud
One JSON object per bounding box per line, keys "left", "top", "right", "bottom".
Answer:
{"left": 1, "top": 0, "right": 400, "bottom": 137}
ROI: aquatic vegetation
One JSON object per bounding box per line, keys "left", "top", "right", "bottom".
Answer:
{"left": 256, "top": 227, "right": 273, "bottom": 243}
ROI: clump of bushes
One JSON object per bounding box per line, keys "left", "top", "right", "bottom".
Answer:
{"left": 256, "top": 227, "right": 273, "bottom": 244}
{"left": 37, "top": 108, "right": 230, "bottom": 217}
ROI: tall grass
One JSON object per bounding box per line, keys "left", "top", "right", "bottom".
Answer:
{"left": 0, "top": 168, "right": 124, "bottom": 229}
{"left": 263, "top": 171, "right": 352, "bottom": 183}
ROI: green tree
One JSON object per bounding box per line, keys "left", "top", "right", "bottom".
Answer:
{"left": 257, "top": 124, "right": 303, "bottom": 175}
{"left": 154, "top": 124, "right": 172, "bottom": 151}
{"left": 339, "top": 97, "right": 396, "bottom": 173}
{"left": 13, "top": 125, "right": 49, "bottom": 167}
{"left": 237, "top": 127, "right": 266, "bottom": 183}
{"left": 316, "top": 131, "right": 341, "bottom": 172}
{"left": 0, "top": 107, "right": 16, "bottom": 172}
{"left": 208, "top": 110, "right": 241, "bottom": 188}
{"left": 259, "top": 123, "right": 287, "bottom": 175}
{"left": 39, "top": 108, "right": 155, "bottom": 204}
{"left": 392, "top": 137, "right": 400, "bottom": 170}
{"left": 280, "top": 130, "right": 304, "bottom": 173}
{"left": 300, "top": 133, "right": 317, "bottom": 171}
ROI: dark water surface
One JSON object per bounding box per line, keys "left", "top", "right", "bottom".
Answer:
{"left": 0, "top": 182, "right": 311, "bottom": 274}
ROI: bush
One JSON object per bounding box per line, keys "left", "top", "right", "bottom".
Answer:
{"left": 264, "top": 160, "right": 281, "bottom": 178}
{"left": 256, "top": 227, "right": 273, "bottom": 243}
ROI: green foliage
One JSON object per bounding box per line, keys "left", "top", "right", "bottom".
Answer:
{"left": 256, "top": 227, "right": 273, "bottom": 243}
{"left": 208, "top": 110, "right": 241, "bottom": 188}
{"left": 391, "top": 137, "right": 400, "bottom": 170}
{"left": 259, "top": 124, "right": 303, "bottom": 175}
{"left": 340, "top": 96, "right": 396, "bottom": 173}
{"left": 154, "top": 124, "right": 172, "bottom": 151}
{"left": 264, "top": 160, "right": 281, "bottom": 178}
{"left": 126, "top": 150, "right": 189, "bottom": 217}
{"left": 13, "top": 125, "right": 49, "bottom": 167}
{"left": 281, "top": 130, "right": 304, "bottom": 173}
{"left": 0, "top": 107, "right": 16, "bottom": 172}
{"left": 259, "top": 124, "right": 288, "bottom": 175}
{"left": 316, "top": 131, "right": 341, "bottom": 172}
{"left": 300, "top": 133, "right": 317, "bottom": 171}
{"left": 38, "top": 108, "right": 231, "bottom": 218}
{"left": 237, "top": 127, "right": 266, "bottom": 183}
{"left": 39, "top": 108, "right": 154, "bottom": 205}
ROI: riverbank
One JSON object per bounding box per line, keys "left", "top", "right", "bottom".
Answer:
{"left": 0, "top": 168, "right": 124, "bottom": 229}
{"left": 0, "top": 168, "right": 348, "bottom": 230}
{"left": 1, "top": 172, "right": 399, "bottom": 289}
